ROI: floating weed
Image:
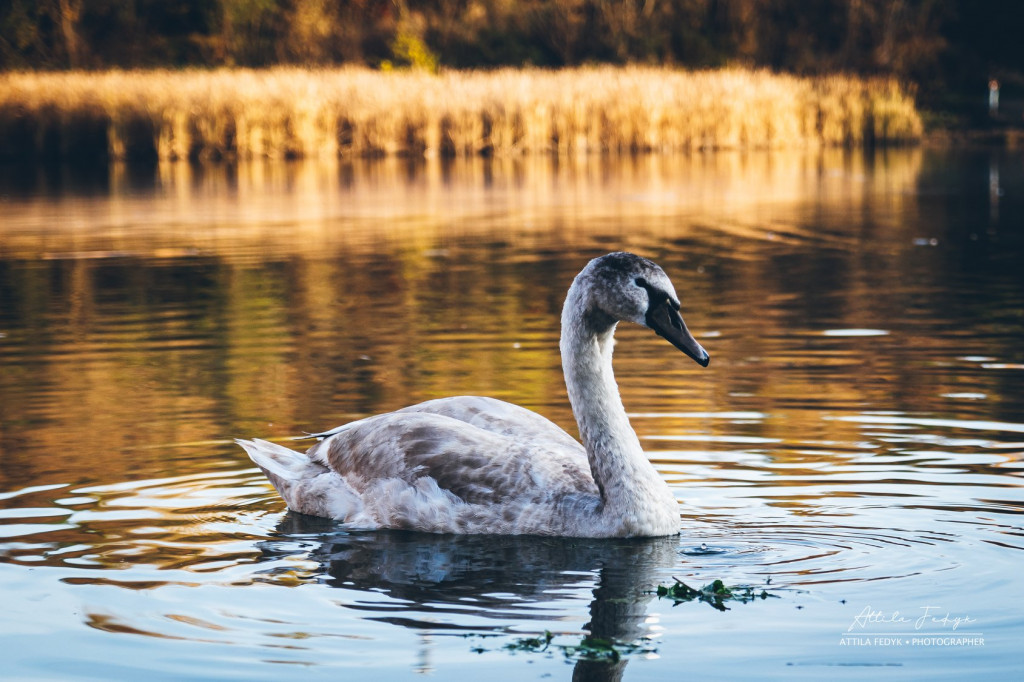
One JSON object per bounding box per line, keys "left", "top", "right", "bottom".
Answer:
{"left": 504, "top": 630, "right": 554, "bottom": 653}
{"left": 483, "top": 630, "right": 656, "bottom": 662}
{"left": 655, "top": 577, "right": 780, "bottom": 611}
{"left": 564, "top": 636, "right": 657, "bottom": 662}
{"left": 467, "top": 577, "right": 781, "bottom": 660}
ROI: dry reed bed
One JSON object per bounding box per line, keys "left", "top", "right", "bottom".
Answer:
{"left": 0, "top": 67, "right": 922, "bottom": 161}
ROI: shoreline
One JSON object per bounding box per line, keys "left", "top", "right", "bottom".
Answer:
{"left": 922, "top": 125, "right": 1024, "bottom": 149}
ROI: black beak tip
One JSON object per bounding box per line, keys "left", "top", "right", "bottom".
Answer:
{"left": 689, "top": 348, "right": 710, "bottom": 367}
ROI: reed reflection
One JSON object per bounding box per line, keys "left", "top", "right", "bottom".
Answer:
{"left": 0, "top": 150, "right": 924, "bottom": 261}
{"left": 2, "top": 148, "right": 1022, "bottom": 499}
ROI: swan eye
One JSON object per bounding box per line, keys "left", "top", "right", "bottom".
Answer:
{"left": 635, "top": 277, "right": 665, "bottom": 305}
{"left": 635, "top": 277, "right": 682, "bottom": 315}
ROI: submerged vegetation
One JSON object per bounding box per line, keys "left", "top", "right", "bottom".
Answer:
{"left": 492, "top": 630, "right": 657, "bottom": 662}
{"left": 0, "top": 66, "right": 922, "bottom": 162}
{"left": 656, "top": 578, "right": 779, "bottom": 611}
{"left": 482, "top": 577, "right": 780, "bottom": 660}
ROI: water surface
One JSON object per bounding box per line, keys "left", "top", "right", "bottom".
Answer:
{"left": 1, "top": 150, "right": 1022, "bottom": 680}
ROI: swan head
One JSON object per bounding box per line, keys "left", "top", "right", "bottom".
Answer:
{"left": 576, "top": 252, "right": 710, "bottom": 367}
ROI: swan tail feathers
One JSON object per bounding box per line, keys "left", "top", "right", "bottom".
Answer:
{"left": 237, "top": 438, "right": 367, "bottom": 522}
{"left": 236, "top": 438, "right": 319, "bottom": 481}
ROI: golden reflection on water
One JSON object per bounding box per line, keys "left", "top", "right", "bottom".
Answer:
{"left": 2, "top": 149, "right": 923, "bottom": 260}
{"left": 0, "top": 148, "right": 1021, "bottom": 506}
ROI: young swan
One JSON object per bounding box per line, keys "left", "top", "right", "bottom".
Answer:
{"left": 237, "top": 252, "right": 710, "bottom": 537}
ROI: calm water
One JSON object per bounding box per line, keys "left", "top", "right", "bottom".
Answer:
{"left": 1, "top": 149, "right": 1022, "bottom": 680}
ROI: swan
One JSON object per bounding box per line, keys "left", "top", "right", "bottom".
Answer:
{"left": 237, "top": 252, "right": 709, "bottom": 537}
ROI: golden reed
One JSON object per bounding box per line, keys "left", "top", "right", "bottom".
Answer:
{"left": 0, "top": 67, "right": 922, "bottom": 161}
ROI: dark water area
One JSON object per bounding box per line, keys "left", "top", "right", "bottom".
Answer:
{"left": 0, "top": 149, "right": 1022, "bottom": 680}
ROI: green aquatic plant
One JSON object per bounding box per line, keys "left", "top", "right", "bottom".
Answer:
{"left": 656, "top": 578, "right": 778, "bottom": 611}
{"left": 473, "top": 576, "right": 781, "bottom": 661}
{"left": 497, "top": 630, "right": 656, "bottom": 662}
{"left": 504, "top": 630, "right": 554, "bottom": 653}
{"left": 565, "top": 636, "right": 654, "bottom": 662}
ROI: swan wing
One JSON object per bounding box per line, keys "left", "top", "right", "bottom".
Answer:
{"left": 307, "top": 411, "right": 597, "bottom": 507}
{"left": 396, "top": 396, "right": 586, "bottom": 454}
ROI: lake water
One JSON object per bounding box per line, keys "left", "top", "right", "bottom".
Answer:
{"left": 0, "top": 149, "right": 1022, "bottom": 680}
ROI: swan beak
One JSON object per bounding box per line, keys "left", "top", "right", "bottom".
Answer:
{"left": 646, "top": 304, "right": 710, "bottom": 367}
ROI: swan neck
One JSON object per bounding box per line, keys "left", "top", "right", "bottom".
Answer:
{"left": 560, "top": 283, "right": 658, "bottom": 506}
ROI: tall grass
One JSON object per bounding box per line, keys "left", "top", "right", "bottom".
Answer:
{"left": 0, "top": 67, "right": 922, "bottom": 161}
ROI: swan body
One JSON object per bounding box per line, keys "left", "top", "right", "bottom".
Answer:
{"left": 237, "top": 252, "right": 709, "bottom": 537}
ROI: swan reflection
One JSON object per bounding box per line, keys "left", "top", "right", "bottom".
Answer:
{"left": 260, "top": 513, "right": 681, "bottom": 679}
